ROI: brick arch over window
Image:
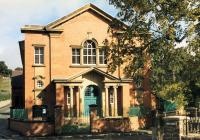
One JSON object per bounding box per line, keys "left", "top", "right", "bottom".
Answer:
{"left": 83, "top": 40, "right": 96, "bottom": 64}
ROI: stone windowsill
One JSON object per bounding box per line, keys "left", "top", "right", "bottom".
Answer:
{"left": 33, "top": 88, "right": 43, "bottom": 91}
{"left": 32, "top": 64, "right": 46, "bottom": 67}
{"left": 70, "top": 64, "right": 107, "bottom": 68}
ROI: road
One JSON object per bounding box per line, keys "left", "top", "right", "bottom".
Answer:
{"left": 0, "top": 102, "right": 21, "bottom": 139}
{"left": 0, "top": 102, "right": 12, "bottom": 139}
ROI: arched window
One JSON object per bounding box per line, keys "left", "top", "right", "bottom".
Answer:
{"left": 83, "top": 40, "right": 96, "bottom": 64}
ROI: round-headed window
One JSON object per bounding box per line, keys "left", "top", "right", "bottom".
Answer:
{"left": 37, "top": 80, "right": 44, "bottom": 88}
{"left": 83, "top": 40, "right": 96, "bottom": 64}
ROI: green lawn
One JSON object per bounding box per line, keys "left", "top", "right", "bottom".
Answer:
{"left": 0, "top": 76, "right": 11, "bottom": 101}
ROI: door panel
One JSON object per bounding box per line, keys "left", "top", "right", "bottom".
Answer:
{"left": 84, "top": 85, "right": 100, "bottom": 117}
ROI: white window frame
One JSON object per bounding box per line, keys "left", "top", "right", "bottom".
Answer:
{"left": 34, "top": 47, "right": 44, "bottom": 65}
{"left": 36, "top": 80, "right": 44, "bottom": 88}
{"left": 83, "top": 40, "right": 96, "bottom": 65}
{"left": 72, "top": 48, "right": 80, "bottom": 65}
{"left": 99, "top": 48, "right": 107, "bottom": 65}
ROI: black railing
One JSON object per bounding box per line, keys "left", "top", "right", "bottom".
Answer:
{"left": 10, "top": 108, "right": 28, "bottom": 120}
{"left": 188, "top": 117, "right": 200, "bottom": 133}
{"left": 185, "top": 107, "right": 200, "bottom": 134}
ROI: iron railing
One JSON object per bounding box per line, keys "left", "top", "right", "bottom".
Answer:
{"left": 185, "top": 107, "right": 200, "bottom": 134}
{"left": 187, "top": 117, "right": 200, "bottom": 133}
{"left": 10, "top": 108, "right": 28, "bottom": 120}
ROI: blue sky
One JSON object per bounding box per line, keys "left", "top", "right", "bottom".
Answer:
{"left": 0, "top": 0, "right": 118, "bottom": 69}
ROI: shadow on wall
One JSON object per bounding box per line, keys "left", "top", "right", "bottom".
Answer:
{"left": 91, "top": 117, "right": 132, "bottom": 133}
{"left": 9, "top": 118, "right": 54, "bottom": 136}
{"left": 32, "top": 83, "right": 56, "bottom": 120}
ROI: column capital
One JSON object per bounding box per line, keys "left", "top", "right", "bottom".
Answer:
{"left": 113, "top": 85, "right": 118, "bottom": 89}
{"left": 69, "top": 86, "right": 74, "bottom": 89}
{"left": 105, "top": 85, "right": 110, "bottom": 89}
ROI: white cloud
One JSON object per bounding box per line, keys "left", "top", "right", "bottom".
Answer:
{"left": 0, "top": 0, "right": 118, "bottom": 69}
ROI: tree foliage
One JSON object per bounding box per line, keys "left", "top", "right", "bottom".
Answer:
{"left": 106, "top": 0, "right": 200, "bottom": 108}
{"left": 0, "top": 61, "right": 12, "bottom": 77}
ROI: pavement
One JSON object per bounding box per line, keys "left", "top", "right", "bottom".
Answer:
{"left": 0, "top": 100, "right": 10, "bottom": 109}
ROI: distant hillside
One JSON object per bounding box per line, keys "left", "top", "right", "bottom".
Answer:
{"left": 0, "top": 76, "right": 11, "bottom": 101}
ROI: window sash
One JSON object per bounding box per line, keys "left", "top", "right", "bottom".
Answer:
{"left": 37, "top": 80, "right": 43, "bottom": 88}
{"left": 83, "top": 40, "right": 96, "bottom": 64}
{"left": 34, "top": 47, "right": 44, "bottom": 64}
{"left": 99, "top": 49, "right": 106, "bottom": 64}
{"left": 72, "top": 49, "right": 80, "bottom": 64}
{"left": 71, "top": 41, "right": 108, "bottom": 65}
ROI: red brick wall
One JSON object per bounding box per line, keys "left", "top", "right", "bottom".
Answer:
{"left": 9, "top": 119, "right": 54, "bottom": 136}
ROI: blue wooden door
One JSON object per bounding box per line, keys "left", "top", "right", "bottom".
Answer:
{"left": 84, "top": 85, "right": 100, "bottom": 117}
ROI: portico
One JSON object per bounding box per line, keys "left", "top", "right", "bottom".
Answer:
{"left": 54, "top": 67, "right": 131, "bottom": 123}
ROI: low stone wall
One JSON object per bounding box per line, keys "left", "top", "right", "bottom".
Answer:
{"left": 89, "top": 105, "right": 150, "bottom": 133}
{"left": 91, "top": 117, "right": 132, "bottom": 133}
{"left": 9, "top": 118, "right": 54, "bottom": 136}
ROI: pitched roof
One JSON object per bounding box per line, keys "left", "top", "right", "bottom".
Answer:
{"left": 46, "top": 3, "right": 114, "bottom": 29}
{"left": 11, "top": 69, "right": 23, "bottom": 77}
{"left": 21, "top": 3, "right": 115, "bottom": 33}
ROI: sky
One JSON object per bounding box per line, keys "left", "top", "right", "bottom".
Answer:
{"left": 0, "top": 0, "right": 118, "bottom": 69}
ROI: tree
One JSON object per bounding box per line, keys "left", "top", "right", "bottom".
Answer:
{"left": 0, "top": 61, "right": 12, "bottom": 77}
{"left": 106, "top": 0, "right": 200, "bottom": 108}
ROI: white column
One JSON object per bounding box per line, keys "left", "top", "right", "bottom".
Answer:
{"left": 105, "top": 86, "right": 109, "bottom": 117}
{"left": 114, "top": 85, "right": 118, "bottom": 116}
{"left": 76, "top": 87, "right": 79, "bottom": 118}
{"left": 78, "top": 86, "right": 82, "bottom": 117}
{"left": 69, "top": 86, "right": 74, "bottom": 117}
{"left": 102, "top": 89, "right": 105, "bottom": 117}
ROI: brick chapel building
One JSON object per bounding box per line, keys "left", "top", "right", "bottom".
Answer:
{"left": 10, "top": 4, "right": 156, "bottom": 136}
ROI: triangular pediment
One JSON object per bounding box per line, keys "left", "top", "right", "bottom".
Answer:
{"left": 53, "top": 67, "right": 133, "bottom": 83}
{"left": 46, "top": 3, "right": 114, "bottom": 29}
{"left": 21, "top": 4, "right": 128, "bottom": 34}
{"left": 67, "top": 67, "right": 119, "bottom": 81}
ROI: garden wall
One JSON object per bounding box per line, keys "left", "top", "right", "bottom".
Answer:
{"left": 8, "top": 118, "right": 54, "bottom": 136}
